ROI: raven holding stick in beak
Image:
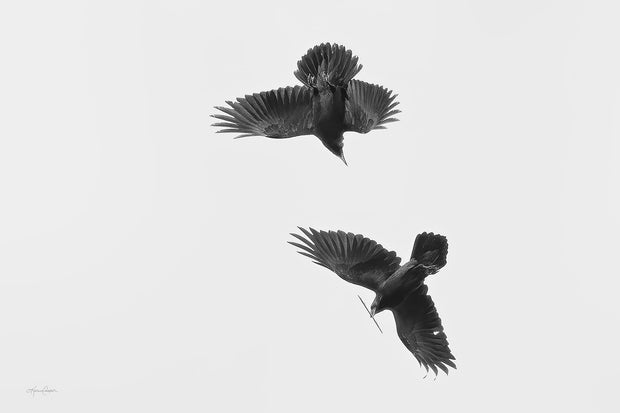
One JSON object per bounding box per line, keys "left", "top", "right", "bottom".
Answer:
{"left": 289, "top": 228, "right": 456, "bottom": 376}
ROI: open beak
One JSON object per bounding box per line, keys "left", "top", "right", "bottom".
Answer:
{"left": 340, "top": 153, "right": 348, "bottom": 166}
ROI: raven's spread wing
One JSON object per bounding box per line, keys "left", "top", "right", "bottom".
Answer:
{"left": 212, "top": 86, "right": 314, "bottom": 139}
{"left": 344, "top": 79, "right": 400, "bottom": 134}
{"left": 289, "top": 227, "right": 401, "bottom": 291}
{"left": 392, "top": 285, "right": 456, "bottom": 375}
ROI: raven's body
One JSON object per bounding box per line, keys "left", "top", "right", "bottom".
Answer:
{"left": 212, "top": 43, "right": 400, "bottom": 164}
{"left": 290, "top": 228, "right": 456, "bottom": 376}
{"left": 372, "top": 260, "right": 425, "bottom": 311}
{"left": 314, "top": 89, "right": 346, "bottom": 131}
{"left": 313, "top": 84, "right": 347, "bottom": 158}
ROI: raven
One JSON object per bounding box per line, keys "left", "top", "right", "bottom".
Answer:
{"left": 289, "top": 228, "right": 456, "bottom": 376}
{"left": 212, "top": 43, "right": 400, "bottom": 164}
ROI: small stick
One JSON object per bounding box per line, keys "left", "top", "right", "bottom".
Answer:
{"left": 357, "top": 295, "right": 383, "bottom": 334}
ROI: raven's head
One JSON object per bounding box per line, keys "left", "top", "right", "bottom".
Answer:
{"left": 323, "top": 138, "right": 347, "bottom": 165}
{"left": 370, "top": 294, "right": 385, "bottom": 317}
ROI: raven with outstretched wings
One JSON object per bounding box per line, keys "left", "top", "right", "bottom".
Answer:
{"left": 212, "top": 43, "right": 400, "bottom": 165}
{"left": 289, "top": 228, "right": 456, "bottom": 376}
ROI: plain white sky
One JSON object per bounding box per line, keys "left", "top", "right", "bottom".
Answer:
{"left": 1, "top": 0, "right": 619, "bottom": 411}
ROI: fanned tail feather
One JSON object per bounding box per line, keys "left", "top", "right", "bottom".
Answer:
{"left": 294, "top": 43, "right": 363, "bottom": 88}
{"left": 411, "top": 232, "right": 448, "bottom": 271}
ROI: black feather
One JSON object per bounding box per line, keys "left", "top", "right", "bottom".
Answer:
{"left": 289, "top": 228, "right": 456, "bottom": 376}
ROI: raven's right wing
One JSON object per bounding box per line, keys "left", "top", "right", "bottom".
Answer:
{"left": 289, "top": 227, "right": 401, "bottom": 291}
{"left": 212, "top": 86, "right": 315, "bottom": 139}
{"left": 392, "top": 285, "right": 456, "bottom": 376}
{"left": 344, "top": 79, "right": 400, "bottom": 134}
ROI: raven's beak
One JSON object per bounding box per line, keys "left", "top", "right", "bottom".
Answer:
{"left": 340, "top": 153, "right": 348, "bottom": 166}
{"left": 370, "top": 307, "right": 376, "bottom": 317}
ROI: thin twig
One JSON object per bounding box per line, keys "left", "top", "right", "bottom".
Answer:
{"left": 357, "top": 295, "right": 383, "bottom": 334}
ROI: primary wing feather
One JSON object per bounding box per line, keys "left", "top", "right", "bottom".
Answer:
{"left": 392, "top": 285, "right": 456, "bottom": 375}
{"left": 212, "top": 86, "right": 315, "bottom": 138}
{"left": 344, "top": 79, "right": 400, "bottom": 134}
{"left": 289, "top": 227, "right": 401, "bottom": 291}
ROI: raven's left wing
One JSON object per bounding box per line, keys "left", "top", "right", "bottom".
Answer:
{"left": 212, "top": 86, "right": 315, "bottom": 139}
{"left": 289, "top": 227, "right": 401, "bottom": 292}
{"left": 344, "top": 79, "right": 400, "bottom": 134}
{"left": 392, "top": 285, "right": 456, "bottom": 375}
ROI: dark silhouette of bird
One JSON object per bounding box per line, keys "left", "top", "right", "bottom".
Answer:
{"left": 289, "top": 227, "right": 456, "bottom": 376}
{"left": 211, "top": 43, "right": 400, "bottom": 165}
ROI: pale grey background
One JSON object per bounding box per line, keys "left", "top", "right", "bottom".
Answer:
{"left": 1, "top": 0, "right": 619, "bottom": 412}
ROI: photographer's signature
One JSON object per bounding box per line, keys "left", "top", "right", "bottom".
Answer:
{"left": 26, "top": 386, "right": 57, "bottom": 397}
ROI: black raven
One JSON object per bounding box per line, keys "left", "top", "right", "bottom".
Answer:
{"left": 289, "top": 228, "right": 456, "bottom": 376}
{"left": 212, "top": 43, "right": 400, "bottom": 164}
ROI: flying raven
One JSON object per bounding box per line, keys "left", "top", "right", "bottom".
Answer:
{"left": 289, "top": 228, "right": 456, "bottom": 376}
{"left": 211, "top": 43, "right": 400, "bottom": 164}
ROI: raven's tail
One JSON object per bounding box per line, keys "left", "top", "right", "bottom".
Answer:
{"left": 411, "top": 233, "right": 448, "bottom": 273}
{"left": 294, "top": 43, "right": 362, "bottom": 89}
